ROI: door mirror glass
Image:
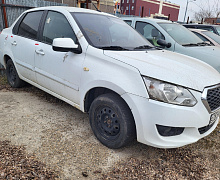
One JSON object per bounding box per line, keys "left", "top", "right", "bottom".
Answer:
{"left": 52, "top": 38, "right": 82, "bottom": 54}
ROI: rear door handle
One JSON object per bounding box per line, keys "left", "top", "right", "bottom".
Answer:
{"left": 11, "top": 41, "right": 17, "bottom": 46}
{"left": 35, "top": 49, "right": 45, "bottom": 55}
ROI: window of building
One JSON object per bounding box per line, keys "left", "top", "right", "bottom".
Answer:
{"left": 126, "top": 6, "right": 128, "bottom": 10}
{"left": 42, "top": 11, "right": 76, "bottom": 45}
{"left": 132, "top": 0, "right": 134, "bottom": 3}
{"left": 18, "top": 11, "right": 43, "bottom": 40}
{"left": 127, "top": 0, "right": 129, "bottom": 3}
{"left": 122, "top": 0, "right": 124, "bottom": 3}
{"left": 131, "top": 6, "right": 134, "bottom": 10}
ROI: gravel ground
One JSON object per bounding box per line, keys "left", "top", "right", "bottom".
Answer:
{"left": 0, "top": 74, "right": 219, "bottom": 179}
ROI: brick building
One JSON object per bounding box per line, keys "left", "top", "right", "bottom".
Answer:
{"left": 120, "top": 0, "right": 180, "bottom": 21}
{"left": 205, "top": 18, "right": 220, "bottom": 25}
{"left": 46, "top": 0, "right": 115, "bottom": 14}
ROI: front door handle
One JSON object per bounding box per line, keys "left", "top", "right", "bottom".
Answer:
{"left": 35, "top": 49, "right": 45, "bottom": 55}
{"left": 11, "top": 41, "right": 17, "bottom": 46}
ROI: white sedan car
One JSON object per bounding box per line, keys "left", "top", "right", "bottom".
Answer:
{"left": 0, "top": 7, "right": 220, "bottom": 149}
{"left": 190, "top": 28, "right": 220, "bottom": 47}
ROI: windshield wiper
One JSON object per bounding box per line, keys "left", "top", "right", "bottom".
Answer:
{"left": 182, "top": 43, "right": 199, "bottom": 47}
{"left": 99, "top": 46, "right": 130, "bottom": 51}
{"left": 134, "top": 45, "right": 155, "bottom": 50}
{"left": 197, "top": 42, "right": 211, "bottom": 46}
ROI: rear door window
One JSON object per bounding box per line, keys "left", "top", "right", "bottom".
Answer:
{"left": 124, "top": 20, "right": 132, "bottom": 26}
{"left": 42, "top": 11, "right": 77, "bottom": 45}
{"left": 18, "top": 11, "right": 43, "bottom": 40}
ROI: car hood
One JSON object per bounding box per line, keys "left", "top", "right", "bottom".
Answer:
{"left": 104, "top": 49, "right": 220, "bottom": 92}
{"left": 177, "top": 46, "right": 220, "bottom": 72}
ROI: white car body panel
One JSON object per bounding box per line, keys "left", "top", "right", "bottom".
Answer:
{"left": 104, "top": 50, "right": 220, "bottom": 91}
{"left": 0, "top": 7, "right": 220, "bottom": 148}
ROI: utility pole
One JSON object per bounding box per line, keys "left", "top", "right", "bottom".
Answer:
{"left": 184, "top": 0, "right": 196, "bottom": 22}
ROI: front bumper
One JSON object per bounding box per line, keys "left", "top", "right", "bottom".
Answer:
{"left": 122, "top": 90, "right": 219, "bottom": 148}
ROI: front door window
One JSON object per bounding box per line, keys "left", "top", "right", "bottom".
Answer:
{"left": 135, "top": 21, "right": 165, "bottom": 46}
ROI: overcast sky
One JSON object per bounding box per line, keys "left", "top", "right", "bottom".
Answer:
{"left": 168, "top": 0, "right": 217, "bottom": 22}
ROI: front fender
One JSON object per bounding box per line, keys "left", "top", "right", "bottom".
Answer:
{"left": 80, "top": 80, "right": 129, "bottom": 111}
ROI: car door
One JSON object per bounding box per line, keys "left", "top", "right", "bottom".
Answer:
{"left": 11, "top": 11, "right": 44, "bottom": 83}
{"left": 134, "top": 21, "right": 176, "bottom": 51}
{"left": 34, "top": 10, "right": 85, "bottom": 104}
{"left": 135, "top": 21, "right": 165, "bottom": 46}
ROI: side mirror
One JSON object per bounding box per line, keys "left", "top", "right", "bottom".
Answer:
{"left": 157, "top": 39, "right": 172, "bottom": 48}
{"left": 52, "top": 38, "right": 82, "bottom": 54}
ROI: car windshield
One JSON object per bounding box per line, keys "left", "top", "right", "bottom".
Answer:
{"left": 159, "top": 23, "right": 203, "bottom": 45}
{"left": 216, "top": 26, "right": 220, "bottom": 35}
{"left": 203, "top": 31, "right": 220, "bottom": 44}
{"left": 71, "top": 13, "right": 153, "bottom": 50}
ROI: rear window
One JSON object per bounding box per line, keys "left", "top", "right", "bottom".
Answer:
{"left": 18, "top": 11, "right": 43, "bottom": 40}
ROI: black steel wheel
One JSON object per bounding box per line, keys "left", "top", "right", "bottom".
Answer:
{"left": 89, "top": 93, "right": 136, "bottom": 149}
{"left": 6, "top": 59, "right": 25, "bottom": 88}
{"left": 95, "top": 106, "right": 120, "bottom": 139}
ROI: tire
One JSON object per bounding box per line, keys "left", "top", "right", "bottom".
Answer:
{"left": 89, "top": 93, "right": 136, "bottom": 149}
{"left": 6, "top": 59, "right": 26, "bottom": 88}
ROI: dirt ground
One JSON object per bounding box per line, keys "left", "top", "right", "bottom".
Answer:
{"left": 0, "top": 74, "right": 219, "bottom": 179}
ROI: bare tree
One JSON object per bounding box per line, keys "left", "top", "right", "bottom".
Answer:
{"left": 193, "top": 0, "right": 220, "bottom": 21}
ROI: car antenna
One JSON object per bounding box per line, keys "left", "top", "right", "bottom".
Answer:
{"left": 91, "top": 2, "right": 101, "bottom": 12}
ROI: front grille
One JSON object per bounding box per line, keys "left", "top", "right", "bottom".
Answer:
{"left": 207, "top": 87, "right": 220, "bottom": 111}
{"left": 202, "top": 84, "right": 220, "bottom": 113}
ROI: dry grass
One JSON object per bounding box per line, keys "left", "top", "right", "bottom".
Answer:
{"left": 0, "top": 141, "right": 59, "bottom": 179}
{"left": 0, "top": 74, "right": 7, "bottom": 86}
{"left": 0, "top": 75, "right": 219, "bottom": 179}
{"left": 101, "top": 124, "right": 220, "bottom": 180}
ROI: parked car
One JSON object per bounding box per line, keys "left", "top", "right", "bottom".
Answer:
{"left": 189, "top": 28, "right": 220, "bottom": 47}
{"left": 0, "top": 7, "right": 220, "bottom": 149}
{"left": 122, "top": 17, "right": 220, "bottom": 72}
{"left": 183, "top": 24, "right": 220, "bottom": 36}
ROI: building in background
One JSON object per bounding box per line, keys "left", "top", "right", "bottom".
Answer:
{"left": 205, "top": 18, "right": 220, "bottom": 25}
{"left": 46, "top": 0, "right": 115, "bottom": 14}
{"left": 120, "top": 0, "right": 180, "bottom": 21}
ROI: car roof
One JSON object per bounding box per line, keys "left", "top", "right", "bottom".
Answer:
{"left": 24, "top": 6, "right": 115, "bottom": 17}
{"left": 121, "top": 16, "right": 173, "bottom": 24}
{"left": 189, "top": 28, "right": 208, "bottom": 32}
{"left": 184, "top": 24, "right": 219, "bottom": 27}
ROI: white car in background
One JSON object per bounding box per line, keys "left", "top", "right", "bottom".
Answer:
{"left": 0, "top": 7, "right": 220, "bottom": 149}
{"left": 190, "top": 28, "right": 220, "bottom": 47}
{"left": 122, "top": 17, "right": 220, "bottom": 72}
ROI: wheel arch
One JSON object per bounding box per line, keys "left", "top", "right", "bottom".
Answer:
{"left": 84, "top": 87, "right": 122, "bottom": 113}
{"left": 3, "top": 54, "right": 12, "bottom": 67}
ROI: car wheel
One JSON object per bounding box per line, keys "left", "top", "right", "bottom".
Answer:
{"left": 6, "top": 59, "right": 25, "bottom": 88}
{"left": 89, "top": 93, "right": 136, "bottom": 149}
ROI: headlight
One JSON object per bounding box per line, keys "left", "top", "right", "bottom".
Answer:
{"left": 143, "top": 77, "right": 197, "bottom": 106}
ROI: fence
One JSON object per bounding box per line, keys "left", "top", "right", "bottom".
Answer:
{"left": 0, "top": 0, "right": 67, "bottom": 73}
